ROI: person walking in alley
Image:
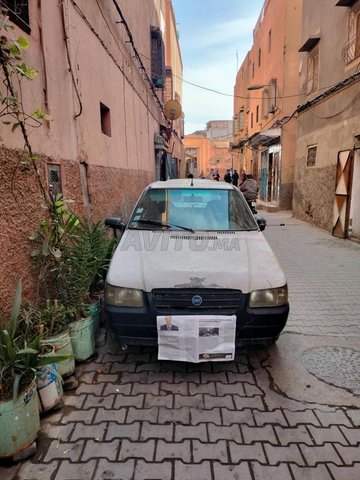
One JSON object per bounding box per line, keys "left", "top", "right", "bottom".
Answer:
{"left": 224, "top": 169, "right": 232, "bottom": 183}
{"left": 240, "top": 173, "right": 259, "bottom": 209}
{"left": 232, "top": 169, "right": 239, "bottom": 187}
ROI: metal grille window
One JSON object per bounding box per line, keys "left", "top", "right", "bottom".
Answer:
{"left": 307, "top": 145, "right": 317, "bottom": 167}
{"left": 151, "top": 27, "right": 165, "bottom": 88}
{"left": 304, "top": 46, "right": 319, "bottom": 95}
{"left": 47, "top": 164, "right": 62, "bottom": 196}
{"left": 0, "top": 1, "right": 30, "bottom": 33}
{"left": 342, "top": 7, "right": 360, "bottom": 64}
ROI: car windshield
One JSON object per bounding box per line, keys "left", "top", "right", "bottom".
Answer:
{"left": 128, "top": 188, "right": 258, "bottom": 231}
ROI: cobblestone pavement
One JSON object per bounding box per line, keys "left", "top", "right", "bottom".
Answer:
{"left": 1, "top": 212, "right": 360, "bottom": 480}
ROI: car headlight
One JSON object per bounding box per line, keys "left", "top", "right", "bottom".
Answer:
{"left": 105, "top": 284, "right": 144, "bottom": 307}
{"left": 249, "top": 285, "right": 288, "bottom": 308}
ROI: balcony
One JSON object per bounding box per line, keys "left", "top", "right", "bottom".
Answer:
{"left": 342, "top": 35, "right": 360, "bottom": 65}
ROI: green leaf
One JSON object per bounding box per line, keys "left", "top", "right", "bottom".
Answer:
{"left": 28, "top": 231, "right": 40, "bottom": 240}
{"left": 17, "top": 36, "right": 29, "bottom": 49}
{"left": 31, "top": 108, "right": 51, "bottom": 121}
{"left": 9, "top": 280, "right": 22, "bottom": 338}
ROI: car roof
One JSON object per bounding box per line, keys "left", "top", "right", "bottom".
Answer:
{"left": 147, "top": 179, "right": 237, "bottom": 190}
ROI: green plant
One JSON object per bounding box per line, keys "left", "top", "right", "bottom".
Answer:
{"left": 0, "top": 281, "right": 73, "bottom": 401}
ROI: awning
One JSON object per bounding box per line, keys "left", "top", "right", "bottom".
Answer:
{"left": 230, "top": 137, "right": 247, "bottom": 149}
{"left": 248, "top": 128, "right": 281, "bottom": 148}
{"left": 299, "top": 36, "right": 320, "bottom": 52}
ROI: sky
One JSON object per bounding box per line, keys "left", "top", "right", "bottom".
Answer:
{"left": 172, "top": 0, "right": 264, "bottom": 135}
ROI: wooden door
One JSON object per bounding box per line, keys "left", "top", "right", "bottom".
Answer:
{"left": 332, "top": 150, "right": 353, "bottom": 238}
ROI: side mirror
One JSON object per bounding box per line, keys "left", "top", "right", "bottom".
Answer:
{"left": 105, "top": 217, "right": 126, "bottom": 239}
{"left": 256, "top": 216, "right": 266, "bottom": 231}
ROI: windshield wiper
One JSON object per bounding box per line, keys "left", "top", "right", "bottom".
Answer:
{"left": 136, "top": 219, "right": 194, "bottom": 233}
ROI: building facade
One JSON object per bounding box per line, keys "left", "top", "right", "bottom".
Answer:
{"left": 0, "top": 0, "right": 182, "bottom": 307}
{"left": 232, "top": 0, "right": 302, "bottom": 210}
{"left": 293, "top": 0, "right": 360, "bottom": 239}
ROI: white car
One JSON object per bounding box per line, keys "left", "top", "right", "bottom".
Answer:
{"left": 105, "top": 179, "right": 288, "bottom": 350}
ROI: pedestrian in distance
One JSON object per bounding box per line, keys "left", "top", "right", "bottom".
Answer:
{"left": 212, "top": 169, "right": 220, "bottom": 181}
{"left": 232, "top": 169, "right": 239, "bottom": 187}
{"left": 240, "top": 174, "right": 259, "bottom": 211}
{"left": 224, "top": 169, "right": 232, "bottom": 183}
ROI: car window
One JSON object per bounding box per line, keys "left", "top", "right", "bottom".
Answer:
{"left": 129, "top": 188, "right": 258, "bottom": 231}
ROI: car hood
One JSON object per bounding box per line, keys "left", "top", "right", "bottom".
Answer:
{"left": 106, "top": 229, "right": 286, "bottom": 293}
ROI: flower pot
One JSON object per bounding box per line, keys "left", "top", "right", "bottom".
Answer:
{"left": 36, "top": 362, "right": 63, "bottom": 413}
{"left": 41, "top": 330, "right": 75, "bottom": 378}
{"left": 87, "top": 298, "right": 101, "bottom": 333}
{"left": 69, "top": 314, "right": 95, "bottom": 361}
{"left": 0, "top": 378, "right": 40, "bottom": 459}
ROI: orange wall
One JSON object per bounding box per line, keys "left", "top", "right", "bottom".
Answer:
{"left": 184, "top": 135, "right": 233, "bottom": 178}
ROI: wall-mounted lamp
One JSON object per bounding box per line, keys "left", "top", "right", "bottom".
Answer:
{"left": 247, "top": 80, "right": 278, "bottom": 113}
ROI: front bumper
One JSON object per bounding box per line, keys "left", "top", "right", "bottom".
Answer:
{"left": 105, "top": 290, "right": 289, "bottom": 347}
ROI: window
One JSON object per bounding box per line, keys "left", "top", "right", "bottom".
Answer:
{"left": 100, "top": 102, "right": 111, "bottom": 137}
{"left": 268, "top": 29, "right": 272, "bottom": 52}
{"left": 238, "top": 110, "right": 245, "bottom": 130}
{"left": 250, "top": 112, "right": 254, "bottom": 129}
{"left": 342, "top": 5, "right": 360, "bottom": 64}
{"left": 252, "top": 62, "right": 255, "bottom": 78}
{"left": 256, "top": 105, "right": 259, "bottom": 123}
{"left": 258, "top": 48, "right": 261, "bottom": 66}
{"left": 262, "top": 89, "right": 270, "bottom": 118}
{"left": 0, "top": 1, "right": 30, "bottom": 33}
{"left": 47, "top": 164, "right": 62, "bottom": 196}
{"left": 306, "top": 145, "right": 317, "bottom": 166}
{"left": 305, "top": 46, "right": 319, "bottom": 94}
{"left": 151, "top": 27, "right": 165, "bottom": 88}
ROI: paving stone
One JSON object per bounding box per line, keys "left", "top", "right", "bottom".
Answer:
{"left": 94, "top": 407, "right": 127, "bottom": 423}
{"left": 222, "top": 408, "right": 254, "bottom": 426}
{"left": 215, "top": 382, "right": 245, "bottom": 396}
{"left": 315, "top": 410, "right": 353, "bottom": 427}
{"left": 174, "top": 460, "right": 212, "bottom": 480}
{"left": 227, "top": 372, "right": 255, "bottom": 384}
{"left": 61, "top": 394, "right": 86, "bottom": 409}
{"left": 274, "top": 426, "right": 312, "bottom": 446}
{"left": 242, "top": 424, "right": 277, "bottom": 444}
{"left": 251, "top": 462, "right": 293, "bottom": 480}
{"left": 17, "top": 461, "right": 58, "bottom": 480}
{"left": 148, "top": 371, "right": 175, "bottom": 383}
{"left": 126, "top": 407, "right": 159, "bottom": 423}
{"left": 192, "top": 439, "right": 228, "bottom": 463}
{"left": 229, "top": 442, "right": 266, "bottom": 463}
{"left": 134, "top": 460, "right": 172, "bottom": 480}
{"left": 174, "top": 371, "right": 200, "bottom": 383}
{"left": 204, "top": 394, "right": 235, "bottom": 409}
{"left": 290, "top": 464, "right": 332, "bottom": 480}
{"left": 43, "top": 440, "right": 85, "bottom": 461}
{"left": 133, "top": 382, "right": 160, "bottom": 395}
{"left": 254, "top": 409, "right": 288, "bottom": 426}
{"left": 102, "top": 353, "right": 127, "bottom": 363}
{"left": 328, "top": 463, "right": 360, "bottom": 480}
{"left": 244, "top": 384, "right": 263, "bottom": 396}
{"left": 307, "top": 425, "right": 348, "bottom": 445}
{"left": 54, "top": 460, "right": 97, "bottom": 480}
{"left": 83, "top": 394, "right": 115, "bottom": 409}
{"left": 174, "top": 394, "right": 204, "bottom": 408}
{"left": 334, "top": 445, "right": 360, "bottom": 465}
{"left": 339, "top": 426, "right": 360, "bottom": 445}
{"left": 299, "top": 444, "right": 343, "bottom": 466}
{"left": 114, "top": 394, "right": 144, "bottom": 408}
{"left": 213, "top": 461, "right": 252, "bottom": 480}
{"left": 140, "top": 422, "right": 173, "bottom": 441}
{"left": 41, "top": 422, "right": 75, "bottom": 441}
{"left": 144, "top": 393, "right": 173, "bottom": 408}
{"left": 160, "top": 381, "right": 188, "bottom": 394}
{"left": 120, "top": 372, "right": 149, "bottom": 384}
{"left": 71, "top": 422, "right": 107, "bottom": 441}
{"left": 264, "top": 444, "right": 305, "bottom": 466}
{"left": 61, "top": 408, "right": 96, "bottom": 424}
{"left": 119, "top": 439, "right": 155, "bottom": 462}
{"left": 97, "top": 374, "right": 120, "bottom": 383}
{"left": 82, "top": 439, "right": 120, "bottom": 461}
{"left": 200, "top": 371, "right": 228, "bottom": 383}
{"left": 136, "top": 362, "right": 162, "bottom": 373}
{"left": 155, "top": 440, "right": 191, "bottom": 462}
{"left": 346, "top": 409, "right": 360, "bottom": 426}
{"left": 159, "top": 406, "right": 190, "bottom": 424}
{"left": 283, "top": 410, "right": 321, "bottom": 426}
{"left": 111, "top": 362, "right": 137, "bottom": 373}
{"left": 106, "top": 422, "right": 141, "bottom": 441}
{"left": 233, "top": 395, "right": 265, "bottom": 411}
{"left": 76, "top": 382, "right": 105, "bottom": 395}
{"left": 94, "top": 458, "right": 135, "bottom": 480}
{"left": 103, "top": 384, "right": 132, "bottom": 395}
{"left": 78, "top": 371, "right": 96, "bottom": 383}
{"left": 208, "top": 424, "right": 241, "bottom": 442}
{"left": 126, "top": 352, "right": 151, "bottom": 363}
{"left": 175, "top": 424, "right": 208, "bottom": 441}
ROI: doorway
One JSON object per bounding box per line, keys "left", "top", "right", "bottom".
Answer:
{"left": 349, "top": 150, "right": 360, "bottom": 239}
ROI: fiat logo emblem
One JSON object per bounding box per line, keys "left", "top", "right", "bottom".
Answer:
{"left": 192, "top": 295, "right": 203, "bottom": 306}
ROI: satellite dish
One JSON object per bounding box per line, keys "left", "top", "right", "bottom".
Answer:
{"left": 164, "top": 99, "right": 182, "bottom": 121}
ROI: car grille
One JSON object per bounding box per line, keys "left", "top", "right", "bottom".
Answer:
{"left": 152, "top": 289, "right": 242, "bottom": 311}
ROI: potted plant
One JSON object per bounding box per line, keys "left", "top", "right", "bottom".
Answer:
{"left": 0, "top": 281, "right": 71, "bottom": 459}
